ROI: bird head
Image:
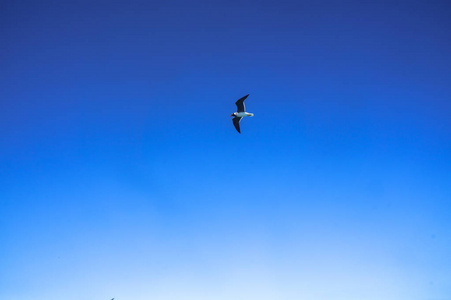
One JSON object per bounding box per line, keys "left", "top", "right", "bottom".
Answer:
{"left": 230, "top": 113, "right": 236, "bottom": 117}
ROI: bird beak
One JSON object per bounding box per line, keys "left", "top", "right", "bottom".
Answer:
{"left": 230, "top": 114, "right": 234, "bottom": 117}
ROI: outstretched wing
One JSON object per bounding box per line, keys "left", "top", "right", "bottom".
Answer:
{"left": 232, "top": 116, "right": 242, "bottom": 133}
{"left": 235, "top": 94, "right": 249, "bottom": 113}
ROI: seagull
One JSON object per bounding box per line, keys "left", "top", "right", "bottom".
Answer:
{"left": 230, "top": 94, "right": 254, "bottom": 133}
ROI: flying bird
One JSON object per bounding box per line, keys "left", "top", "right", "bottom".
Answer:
{"left": 230, "top": 94, "right": 254, "bottom": 133}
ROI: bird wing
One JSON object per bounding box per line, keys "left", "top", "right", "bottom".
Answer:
{"left": 235, "top": 94, "right": 249, "bottom": 113}
{"left": 232, "top": 116, "right": 242, "bottom": 133}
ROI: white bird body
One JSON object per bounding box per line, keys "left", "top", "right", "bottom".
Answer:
{"left": 233, "top": 112, "right": 254, "bottom": 117}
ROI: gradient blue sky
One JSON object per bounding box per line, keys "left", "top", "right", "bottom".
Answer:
{"left": 1, "top": 1, "right": 450, "bottom": 299}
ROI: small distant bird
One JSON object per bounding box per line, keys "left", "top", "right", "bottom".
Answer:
{"left": 230, "top": 94, "right": 254, "bottom": 133}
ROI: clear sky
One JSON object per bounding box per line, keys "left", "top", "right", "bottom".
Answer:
{"left": 1, "top": 1, "right": 450, "bottom": 299}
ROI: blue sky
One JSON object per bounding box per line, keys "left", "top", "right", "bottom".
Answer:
{"left": 1, "top": 0, "right": 450, "bottom": 299}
